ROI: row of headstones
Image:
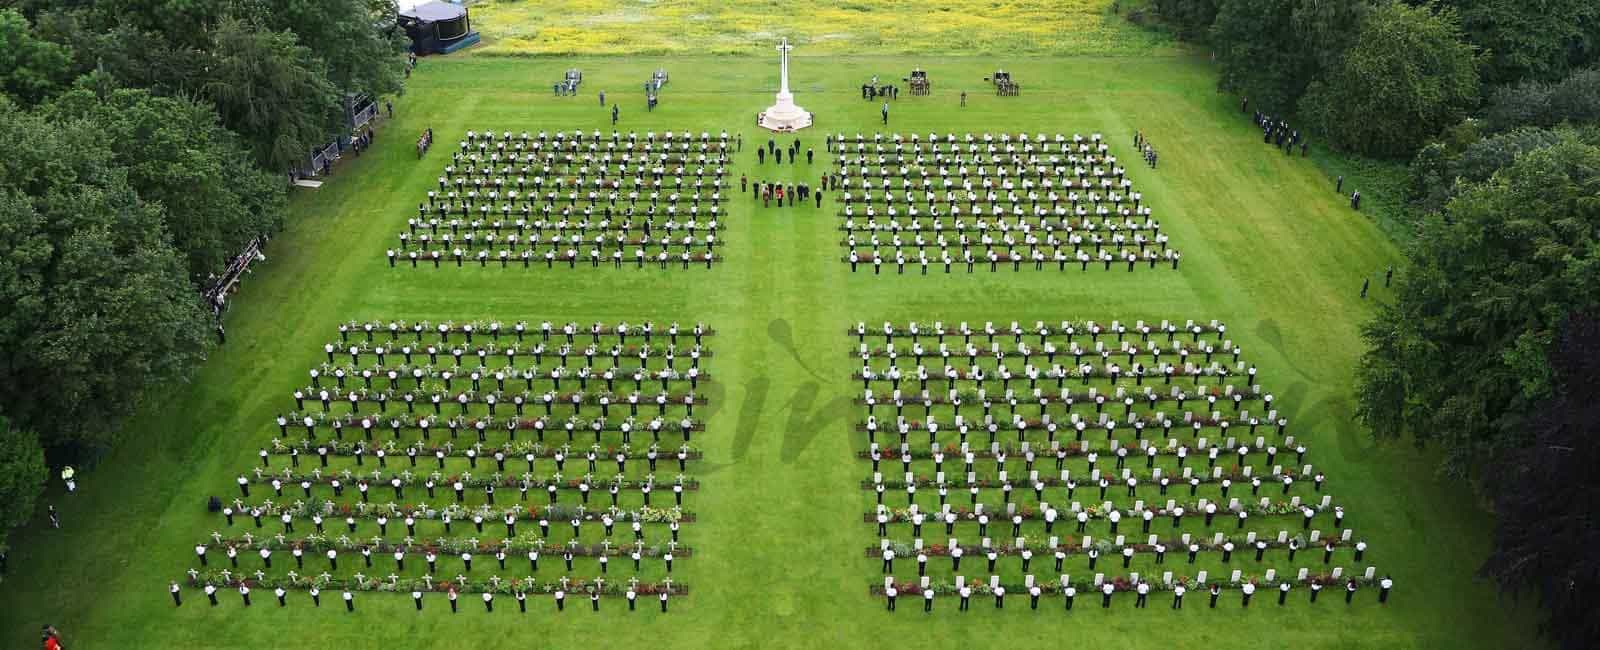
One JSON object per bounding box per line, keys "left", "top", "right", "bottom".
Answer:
{"left": 881, "top": 527, "right": 1359, "bottom": 551}
{"left": 888, "top": 492, "right": 1337, "bottom": 518}
{"left": 885, "top": 565, "right": 1382, "bottom": 590}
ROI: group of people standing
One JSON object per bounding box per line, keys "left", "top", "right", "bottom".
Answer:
{"left": 746, "top": 137, "right": 824, "bottom": 208}
{"left": 1246, "top": 98, "right": 1309, "bottom": 158}
{"left": 755, "top": 137, "right": 812, "bottom": 165}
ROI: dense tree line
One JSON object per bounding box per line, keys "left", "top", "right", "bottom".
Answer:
{"left": 0, "top": 2, "right": 406, "bottom": 553}
{"left": 1479, "top": 311, "right": 1600, "bottom": 650}
{"left": 1143, "top": 0, "right": 1600, "bottom": 158}
{"left": 1142, "top": 1, "right": 1600, "bottom": 645}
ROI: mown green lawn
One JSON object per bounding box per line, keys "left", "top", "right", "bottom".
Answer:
{"left": 0, "top": 52, "right": 1538, "bottom": 648}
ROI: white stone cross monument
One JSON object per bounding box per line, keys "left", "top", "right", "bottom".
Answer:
{"left": 758, "top": 38, "right": 813, "bottom": 132}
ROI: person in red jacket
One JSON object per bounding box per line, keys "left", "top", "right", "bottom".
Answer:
{"left": 42, "top": 625, "right": 63, "bottom": 650}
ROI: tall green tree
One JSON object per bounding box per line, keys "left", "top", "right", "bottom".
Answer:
{"left": 47, "top": 86, "right": 287, "bottom": 281}
{"left": 1356, "top": 137, "right": 1600, "bottom": 473}
{"left": 0, "top": 416, "right": 48, "bottom": 554}
{"left": 201, "top": 17, "right": 342, "bottom": 171}
{"left": 1433, "top": 0, "right": 1600, "bottom": 86}
{"left": 268, "top": 0, "right": 407, "bottom": 101}
{"left": 1300, "top": 2, "right": 1480, "bottom": 158}
{"left": 1406, "top": 126, "right": 1575, "bottom": 214}
{"left": 1210, "top": 0, "right": 1366, "bottom": 115}
{"left": 0, "top": 101, "right": 211, "bottom": 453}
{"left": 1484, "top": 67, "right": 1600, "bottom": 133}
{"left": 0, "top": 9, "right": 74, "bottom": 105}
{"left": 1148, "top": 0, "right": 1221, "bottom": 41}
{"left": 1480, "top": 310, "right": 1600, "bottom": 650}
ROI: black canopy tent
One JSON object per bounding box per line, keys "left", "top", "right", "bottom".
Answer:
{"left": 400, "top": 1, "right": 480, "bottom": 55}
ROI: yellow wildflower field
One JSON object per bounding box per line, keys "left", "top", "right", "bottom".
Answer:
{"left": 463, "top": 0, "right": 1174, "bottom": 56}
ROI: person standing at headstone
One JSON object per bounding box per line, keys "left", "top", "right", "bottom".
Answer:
{"left": 1379, "top": 575, "right": 1393, "bottom": 603}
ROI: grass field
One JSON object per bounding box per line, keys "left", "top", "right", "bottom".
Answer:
{"left": 466, "top": 0, "right": 1176, "bottom": 56}
{"left": 0, "top": 50, "right": 1541, "bottom": 649}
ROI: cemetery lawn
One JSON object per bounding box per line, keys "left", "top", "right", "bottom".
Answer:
{"left": 0, "top": 53, "right": 1539, "bottom": 648}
